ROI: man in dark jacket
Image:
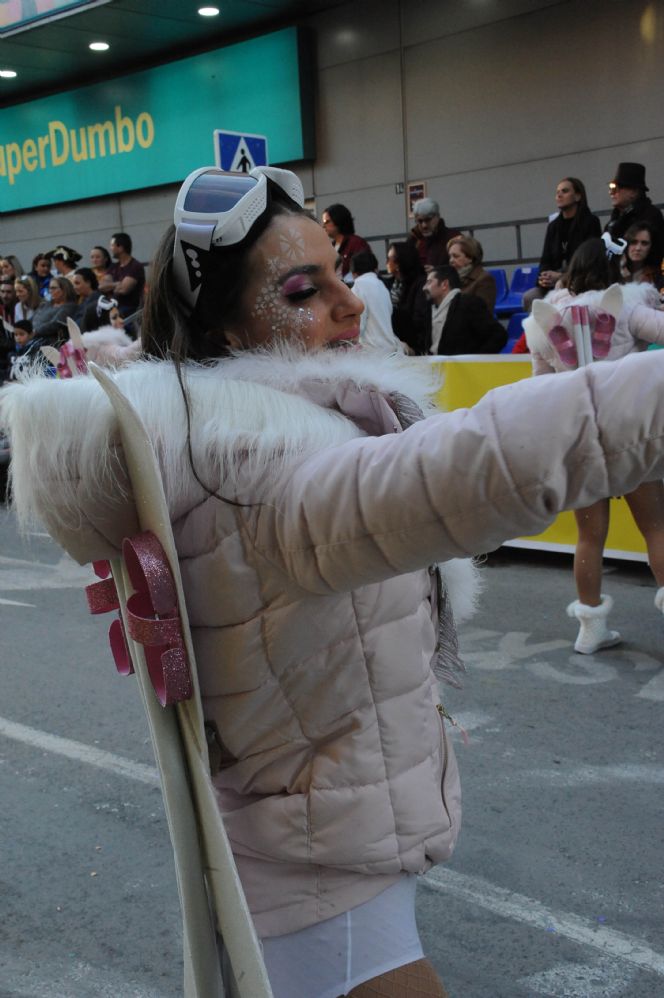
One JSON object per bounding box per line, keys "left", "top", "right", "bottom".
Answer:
{"left": 423, "top": 265, "right": 506, "bottom": 355}
{"left": 604, "top": 162, "right": 664, "bottom": 268}
{"left": 408, "top": 198, "right": 460, "bottom": 270}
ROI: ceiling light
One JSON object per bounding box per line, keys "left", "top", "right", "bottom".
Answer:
{"left": 198, "top": 6, "right": 220, "bottom": 15}
{"left": 89, "top": 41, "right": 110, "bottom": 52}
{"left": 0, "top": 69, "right": 17, "bottom": 78}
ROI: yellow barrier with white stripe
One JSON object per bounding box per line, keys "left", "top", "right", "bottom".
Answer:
{"left": 429, "top": 355, "right": 647, "bottom": 563}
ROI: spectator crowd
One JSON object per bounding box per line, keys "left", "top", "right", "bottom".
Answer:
{"left": 0, "top": 233, "right": 145, "bottom": 381}
{"left": 2, "top": 160, "right": 663, "bottom": 383}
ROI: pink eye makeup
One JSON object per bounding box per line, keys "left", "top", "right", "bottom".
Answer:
{"left": 280, "top": 274, "right": 317, "bottom": 302}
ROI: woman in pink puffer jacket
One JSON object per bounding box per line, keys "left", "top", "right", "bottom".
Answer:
{"left": 525, "top": 236, "right": 664, "bottom": 655}
{"left": 6, "top": 173, "right": 664, "bottom": 998}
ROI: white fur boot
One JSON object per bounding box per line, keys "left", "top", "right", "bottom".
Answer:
{"left": 566, "top": 594, "right": 621, "bottom": 654}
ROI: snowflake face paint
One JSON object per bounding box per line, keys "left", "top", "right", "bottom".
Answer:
{"left": 231, "top": 215, "right": 363, "bottom": 351}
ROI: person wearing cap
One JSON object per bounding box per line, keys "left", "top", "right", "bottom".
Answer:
{"left": 605, "top": 162, "right": 664, "bottom": 270}
{"left": 408, "top": 198, "right": 460, "bottom": 271}
{"left": 47, "top": 245, "right": 82, "bottom": 283}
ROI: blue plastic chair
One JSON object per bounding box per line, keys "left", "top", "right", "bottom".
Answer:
{"left": 499, "top": 311, "right": 527, "bottom": 353}
{"left": 487, "top": 268, "right": 509, "bottom": 310}
{"left": 495, "top": 266, "right": 540, "bottom": 317}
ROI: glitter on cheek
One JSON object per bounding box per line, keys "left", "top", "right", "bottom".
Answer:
{"left": 292, "top": 306, "right": 317, "bottom": 342}
{"left": 248, "top": 256, "right": 318, "bottom": 342}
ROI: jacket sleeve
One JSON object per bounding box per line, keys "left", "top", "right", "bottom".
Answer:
{"left": 538, "top": 220, "right": 557, "bottom": 272}
{"left": 466, "top": 296, "right": 507, "bottom": 352}
{"left": 35, "top": 303, "right": 77, "bottom": 341}
{"left": 467, "top": 272, "right": 496, "bottom": 313}
{"left": 252, "top": 351, "right": 664, "bottom": 594}
{"left": 628, "top": 304, "right": 664, "bottom": 346}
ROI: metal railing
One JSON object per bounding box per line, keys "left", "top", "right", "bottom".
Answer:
{"left": 367, "top": 202, "right": 664, "bottom": 269}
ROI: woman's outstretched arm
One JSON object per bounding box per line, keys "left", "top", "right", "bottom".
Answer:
{"left": 254, "top": 352, "right": 664, "bottom": 593}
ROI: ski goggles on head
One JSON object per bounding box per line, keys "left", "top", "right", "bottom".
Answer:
{"left": 172, "top": 165, "right": 305, "bottom": 314}
{"left": 96, "top": 295, "right": 118, "bottom": 317}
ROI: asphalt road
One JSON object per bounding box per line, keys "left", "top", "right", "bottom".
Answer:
{"left": 0, "top": 505, "right": 662, "bottom": 998}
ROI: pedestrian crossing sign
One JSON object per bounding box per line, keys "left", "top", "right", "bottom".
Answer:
{"left": 213, "top": 130, "right": 269, "bottom": 172}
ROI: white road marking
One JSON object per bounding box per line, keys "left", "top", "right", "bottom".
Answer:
{"left": 636, "top": 669, "right": 664, "bottom": 701}
{"left": 3, "top": 711, "right": 663, "bottom": 987}
{"left": 0, "top": 595, "right": 36, "bottom": 607}
{"left": 527, "top": 655, "right": 618, "bottom": 685}
{"left": 499, "top": 632, "right": 570, "bottom": 660}
{"left": 519, "top": 957, "right": 636, "bottom": 996}
{"left": 422, "top": 868, "right": 664, "bottom": 977}
{"left": 0, "top": 716, "right": 159, "bottom": 787}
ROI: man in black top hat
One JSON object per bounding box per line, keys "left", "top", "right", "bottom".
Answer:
{"left": 604, "top": 162, "right": 664, "bottom": 269}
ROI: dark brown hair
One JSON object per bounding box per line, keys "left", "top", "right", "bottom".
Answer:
{"left": 140, "top": 182, "right": 308, "bottom": 504}
{"left": 142, "top": 199, "right": 306, "bottom": 363}
{"left": 564, "top": 238, "right": 622, "bottom": 294}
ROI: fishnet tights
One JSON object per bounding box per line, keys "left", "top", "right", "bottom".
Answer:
{"left": 345, "top": 958, "right": 448, "bottom": 997}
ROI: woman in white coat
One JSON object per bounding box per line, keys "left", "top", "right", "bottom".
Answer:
{"left": 6, "top": 170, "right": 664, "bottom": 997}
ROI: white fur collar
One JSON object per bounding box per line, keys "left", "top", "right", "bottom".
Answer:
{"left": 1, "top": 346, "right": 438, "bottom": 533}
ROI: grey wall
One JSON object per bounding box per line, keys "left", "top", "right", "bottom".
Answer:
{"left": 3, "top": 0, "right": 664, "bottom": 270}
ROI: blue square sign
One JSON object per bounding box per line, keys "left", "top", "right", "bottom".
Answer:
{"left": 214, "top": 130, "right": 269, "bottom": 172}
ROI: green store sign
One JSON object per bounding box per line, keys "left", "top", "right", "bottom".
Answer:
{"left": 0, "top": 27, "right": 314, "bottom": 212}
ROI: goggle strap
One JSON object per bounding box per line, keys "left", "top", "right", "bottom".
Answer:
{"left": 251, "top": 166, "right": 305, "bottom": 207}
{"left": 173, "top": 221, "right": 216, "bottom": 313}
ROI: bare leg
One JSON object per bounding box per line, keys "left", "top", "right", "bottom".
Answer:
{"left": 347, "top": 958, "right": 448, "bottom": 997}
{"left": 573, "top": 499, "right": 610, "bottom": 605}
{"left": 624, "top": 481, "right": 664, "bottom": 586}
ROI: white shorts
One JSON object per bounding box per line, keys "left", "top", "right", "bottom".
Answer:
{"left": 260, "top": 875, "right": 424, "bottom": 998}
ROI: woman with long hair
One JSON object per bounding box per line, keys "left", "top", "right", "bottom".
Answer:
{"left": 386, "top": 240, "right": 427, "bottom": 353}
{"left": 525, "top": 235, "right": 664, "bottom": 652}
{"left": 30, "top": 253, "right": 53, "bottom": 299}
{"left": 1, "top": 254, "right": 25, "bottom": 283}
{"left": 524, "top": 177, "right": 601, "bottom": 310}
{"left": 13, "top": 275, "right": 41, "bottom": 322}
{"left": 6, "top": 170, "right": 664, "bottom": 997}
{"left": 32, "top": 275, "right": 77, "bottom": 342}
{"left": 89, "top": 245, "right": 112, "bottom": 283}
{"left": 71, "top": 266, "right": 100, "bottom": 329}
{"left": 621, "top": 222, "right": 663, "bottom": 289}
{"left": 321, "top": 202, "right": 371, "bottom": 277}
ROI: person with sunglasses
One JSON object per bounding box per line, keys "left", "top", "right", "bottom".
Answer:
{"left": 604, "top": 162, "right": 664, "bottom": 271}
{"left": 7, "top": 166, "right": 664, "bottom": 998}
{"left": 32, "top": 276, "right": 77, "bottom": 342}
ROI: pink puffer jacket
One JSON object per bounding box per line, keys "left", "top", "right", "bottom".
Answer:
{"left": 5, "top": 347, "right": 664, "bottom": 936}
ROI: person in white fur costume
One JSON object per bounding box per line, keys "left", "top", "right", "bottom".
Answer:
{"left": 6, "top": 169, "right": 664, "bottom": 997}
{"left": 80, "top": 294, "right": 142, "bottom": 367}
{"left": 525, "top": 234, "right": 664, "bottom": 655}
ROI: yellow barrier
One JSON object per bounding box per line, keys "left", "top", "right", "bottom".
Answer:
{"left": 429, "top": 355, "right": 647, "bottom": 563}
